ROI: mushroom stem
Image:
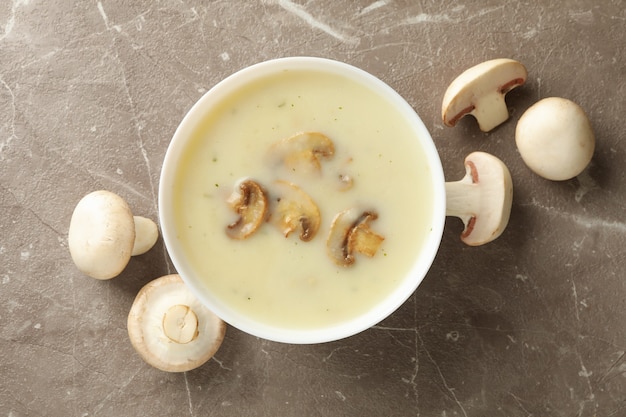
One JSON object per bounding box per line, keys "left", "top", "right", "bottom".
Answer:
{"left": 132, "top": 216, "right": 159, "bottom": 256}
{"left": 444, "top": 152, "right": 513, "bottom": 246}
{"left": 445, "top": 180, "right": 480, "bottom": 227}
{"left": 471, "top": 93, "right": 509, "bottom": 133}
{"left": 162, "top": 305, "right": 199, "bottom": 344}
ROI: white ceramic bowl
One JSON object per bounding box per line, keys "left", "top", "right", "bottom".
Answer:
{"left": 159, "top": 57, "right": 446, "bottom": 344}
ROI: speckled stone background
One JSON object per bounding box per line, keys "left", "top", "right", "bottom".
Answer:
{"left": 1, "top": 1, "right": 625, "bottom": 416}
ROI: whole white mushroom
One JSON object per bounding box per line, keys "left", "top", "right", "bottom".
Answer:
{"left": 515, "top": 97, "right": 595, "bottom": 181}
{"left": 127, "top": 274, "right": 226, "bottom": 372}
{"left": 68, "top": 190, "right": 159, "bottom": 279}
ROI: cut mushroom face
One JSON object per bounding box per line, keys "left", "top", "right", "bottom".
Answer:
{"left": 68, "top": 190, "right": 159, "bottom": 280}
{"left": 515, "top": 97, "right": 595, "bottom": 181}
{"left": 270, "top": 180, "right": 321, "bottom": 241}
{"left": 444, "top": 152, "right": 513, "bottom": 246}
{"left": 442, "top": 58, "right": 527, "bottom": 132}
{"left": 269, "top": 131, "right": 335, "bottom": 175}
{"left": 127, "top": 274, "right": 226, "bottom": 372}
{"left": 226, "top": 179, "right": 269, "bottom": 239}
{"left": 327, "top": 208, "right": 385, "bottom": 267}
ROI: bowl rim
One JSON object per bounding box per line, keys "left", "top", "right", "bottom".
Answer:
{"left": 158, "top": 56, "right": 446, "bottom": 344}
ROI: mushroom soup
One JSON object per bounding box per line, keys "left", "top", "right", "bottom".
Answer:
{"left": 171, "top": 69, "right": 436, "bottom": 330}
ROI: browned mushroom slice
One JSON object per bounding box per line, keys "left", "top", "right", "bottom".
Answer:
{"left": 327, "top": 209, "right": 385, "bottom": 267}
{"left": 271, "top": 180, "right": 321, "bottom": 242}
{"left": 269, "top": 132, "right": 335, "bottom": 175}
{"left": 348, "top": 215, "right": 385, "bottom": 257}
{"left": 225, "top": 179, "right": 268, "bottom": 239}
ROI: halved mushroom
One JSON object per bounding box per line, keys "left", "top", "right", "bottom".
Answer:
{"left": 327, "top": 208, "right": 385, "bottom": 267}
{"left": 445, "top": 152, "right": 513, "bottom": 246}
{"left": 270, "top": 180, "right": 321, "bottom": 241}
{"left": 127, "top": 274, "right": 226, "bottom": 372}
{"left": 442, "top": 58, "right": 527, "bottom": 132}
{"left": 68, "top": 190, "right": 159, "bottom": 280}
{"left": 226, "top": 179, "right": 269, "bottom": 239}
{"left": 269, "top": 131, "right": 335, "bottom": 175}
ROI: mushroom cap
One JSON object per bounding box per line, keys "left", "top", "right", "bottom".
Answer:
{"left": 442, "top": 58, "right": 527, "bottom": 132}
{"left": 68, "top": 190, "right": 135, "bottom": 280}
{"left": 515, "top": 97, "right": 595, "bottom": 181}
{"left": 127, "top": 274, "right": 226, "bottom": 372}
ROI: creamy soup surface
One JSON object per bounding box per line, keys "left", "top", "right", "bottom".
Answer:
{"left": 173, "top": 69, "right": 436, "bottom": 330}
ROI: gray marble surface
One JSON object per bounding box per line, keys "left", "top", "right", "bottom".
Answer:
{"left": 1, "top": 1, "right": 625, "bottom": 416}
